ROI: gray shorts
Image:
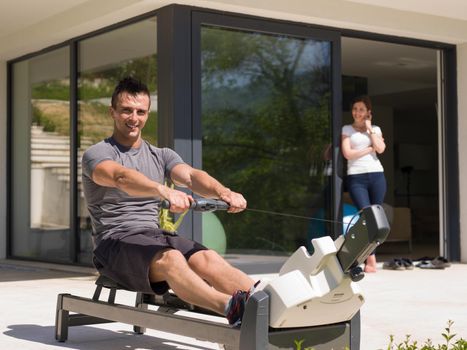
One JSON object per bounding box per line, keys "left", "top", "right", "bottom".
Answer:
{"left": 93, "top": 228, "right": 208, "bottom": 294}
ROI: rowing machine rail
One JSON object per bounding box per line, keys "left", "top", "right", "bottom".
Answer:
{"left": 55, "top": 203, "right": 388, "bottom": 349}
{"left": 55, "top": 281, "right": 356, "bottom": 349}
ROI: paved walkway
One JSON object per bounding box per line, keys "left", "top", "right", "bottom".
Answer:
{"left": 0, "top": 259, "right": 466, "bottom": 350}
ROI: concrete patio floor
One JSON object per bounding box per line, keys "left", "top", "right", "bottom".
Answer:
{"left": 0, "top": 258, "right": 465, "bottom": 350}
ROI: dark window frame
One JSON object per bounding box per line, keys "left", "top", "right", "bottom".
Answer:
{"left": 337, "top": 30, "right": 459, "bottom": 260}
{"left": 6, "top": 3, "right": 459, "bottom": 265}
{"left": 170, "top": 5, "right": 459, "bottom": 260}
{"left": 442, "top": 47, "right": 459, "bottom": 260}
{"left": 189, "top": 9, "right": 342, "bottom": 244}
{"left": 6, "top": 10, "right": 162, "bottom": 265}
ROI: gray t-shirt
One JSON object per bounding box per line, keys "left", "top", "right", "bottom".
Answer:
{"left": 82, "top": 137, "right": 184, "bottom": 243}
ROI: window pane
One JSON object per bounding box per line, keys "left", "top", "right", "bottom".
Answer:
{"left": 11, "top": 47, "right": 71, "bottom": 261}
{"left": 77, "top": 18, "right": 158, "bottom": 264}
{"left": 201, "top": 27, "right": 332, "bottom": 256}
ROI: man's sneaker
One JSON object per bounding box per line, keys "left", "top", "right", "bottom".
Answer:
{"left": 226, "top": 290, "right": 249, "bottom": 326}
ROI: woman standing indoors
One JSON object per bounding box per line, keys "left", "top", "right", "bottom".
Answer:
{"left": 341, "top": 95, "right": 386, "bottom": 273}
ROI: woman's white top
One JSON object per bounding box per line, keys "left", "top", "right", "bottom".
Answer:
{"left": 342, "top": 124, "right": 384, "bottom": 175}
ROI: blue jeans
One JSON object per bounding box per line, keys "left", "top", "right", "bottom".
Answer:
{"left": 346, "top": 172, "right": 386, "bottom": 210}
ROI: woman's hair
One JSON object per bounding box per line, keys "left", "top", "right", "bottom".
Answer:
{"left": 351, "top": 95, "right": 372, "bottom": 111}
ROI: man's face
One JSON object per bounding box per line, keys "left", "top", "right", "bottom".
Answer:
{"left": 111, "top": 92, "right": 150, "bottom": 145}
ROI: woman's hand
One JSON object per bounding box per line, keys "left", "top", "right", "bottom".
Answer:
{"left": 365, "top": 115, "right": 373, "bottom": 132}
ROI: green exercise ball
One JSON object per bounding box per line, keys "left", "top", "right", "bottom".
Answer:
{"left": 202, "top": 212, "right": 227, "bottom": 255}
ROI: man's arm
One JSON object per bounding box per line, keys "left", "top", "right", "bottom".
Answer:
{"left": 170, "top": 163, "right": 247, "bottom": 213}
{"left": 92, "top": 160, "right": 193, "bottom": 212}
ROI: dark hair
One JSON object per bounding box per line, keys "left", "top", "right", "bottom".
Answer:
{"left": 111, "top": 77, "right": 150, "bottom": 109}
{"left": 351, "top": 95, "right": 372, "bottom": 111}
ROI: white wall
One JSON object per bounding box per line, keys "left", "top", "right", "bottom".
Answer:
{"left": 457, "top": 43, "right": 467, "bottom": 262}
{"left": 2, "top": 0, "right": 467, "bottom": 61}
{"left": 0, "top": 60, "right": 6, "bottom": 259}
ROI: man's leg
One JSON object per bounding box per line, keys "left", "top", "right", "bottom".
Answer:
{"left": 149, "top": 248, "right": 230, "bottom": 315}
{"left": 188, "top": 250, "right": 255, "bottom": 294}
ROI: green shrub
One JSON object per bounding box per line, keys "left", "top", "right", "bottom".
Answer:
{"left": 386, "top": 321, "right": 467, "bottom": 350}
{"left": 32, "top": 105, "right": 56, "bottom": 132}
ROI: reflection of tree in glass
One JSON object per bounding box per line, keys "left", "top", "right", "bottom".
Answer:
{"left": 79, "top": 54, "right": 157, "bottom": 100}
{"left": 30, "top": 57, "right": 159, "bottom": 151}
{"left": 201, "top": 27, "right": 332, "bottom": 254}
{"left": 32, "top": 79, "right": 70, "bottom": 134}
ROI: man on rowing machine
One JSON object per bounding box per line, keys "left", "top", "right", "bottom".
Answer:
{"left": 82, "top": 77, "right": 255, "bottom": 326}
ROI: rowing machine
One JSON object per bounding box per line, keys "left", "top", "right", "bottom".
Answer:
{"left": 55, "top": 201, "right": 389, "bottom": 349}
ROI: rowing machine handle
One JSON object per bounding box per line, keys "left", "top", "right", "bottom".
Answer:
{"left": 161, "top": 198, "right": 230, "bottom": 212}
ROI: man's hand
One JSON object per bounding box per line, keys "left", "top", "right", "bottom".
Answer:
{"left": 218, "top": 189, "right": 247, "bottom": 213}
{"left": 170, "top": 163, "right": 247, "bottom": 213}
{"left": 161, "top": 187, "right": 194, "bottom": 213}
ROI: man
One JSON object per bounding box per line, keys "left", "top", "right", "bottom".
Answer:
{"left": 82, "top": 77, "right": 255, "bottom": 325}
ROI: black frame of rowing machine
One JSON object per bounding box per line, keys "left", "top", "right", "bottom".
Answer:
{"left": 55, "top": 279, "right": 360, "bottom": 350}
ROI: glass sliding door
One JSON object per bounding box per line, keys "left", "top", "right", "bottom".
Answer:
{"left": 11, "top": 47, "right": 71, "bottom": 262}
{"left": 77, "top": 17, "right": 158, "bottom": 264}
{"left": 199, "top": 25, "right": 333, "bottom": 256}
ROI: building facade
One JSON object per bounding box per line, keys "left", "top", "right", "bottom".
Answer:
{"left": 1, "top": 0, "right": 466, "bottom": 267}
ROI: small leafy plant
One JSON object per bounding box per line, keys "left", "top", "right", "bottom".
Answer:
{"left": 385, "top": 321, "right": 467, "bottom": 350}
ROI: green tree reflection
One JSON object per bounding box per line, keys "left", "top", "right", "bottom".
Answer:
{"left": 30, "top": 55, "right": 158, "bottom": 145}
{"left": 201, "top": 27, "right": 332, "bottom": 254}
